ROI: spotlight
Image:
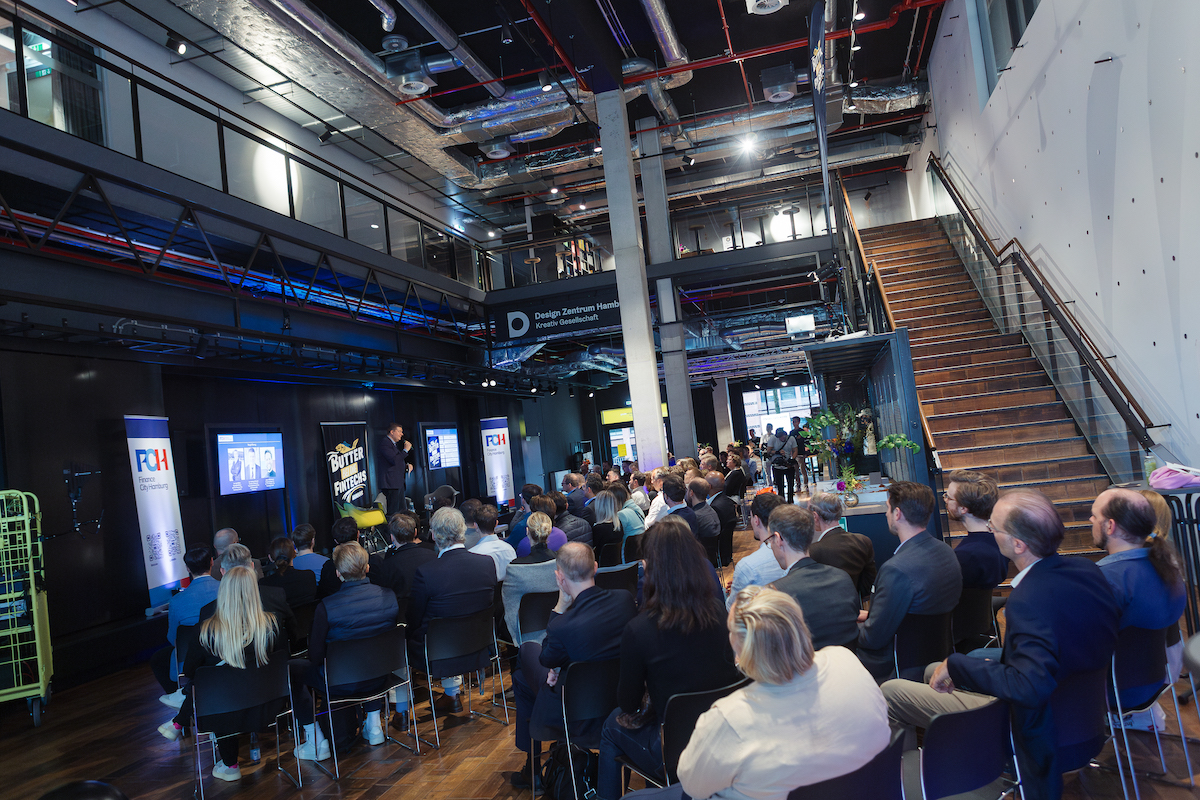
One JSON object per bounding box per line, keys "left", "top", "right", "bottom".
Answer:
{"left": 459, "top": 379, "right": 466, "bottom": 385}
{"left": 772, "top": 368, "right": 780, "bottom": 380}
{"left": 66, "top": 0, "right": 78, "bottom": 6}
{"left": 854, "top": 11, "right": 866, "bottom": 20}
{"left": 709, "top": 378, "right": 717, "bottom": 389}
{"left": 851, "top": 44, "right": 862, "bottom": 52}
{"left": 531, "top": 383, "right": 538, "bottom": 393}
{"left": 482, "top": 379, "right": 489, "bottom": 387}
{"left": 489, "top": 379, "right": 497, "bottom": 387}
{"left": 550, "top": 186, "right": 559, "bottom": 195}
{"left": 318, "top": 128, "right": 334, "bottom": 143}
{"left": 593, "top": 142, "right": 603, "bottom": 154}
{"left": 166, "top": 34, "right": 187, "bottom": 56}
{"left": 550, "top": 385, "right": 558, "bottom": 396}
{"left": 740, "top": 136, "right": 757, "bottom": 154}
{"left": 781, "top": 380, "right": 788, "bottom": 386}
{"left": 849, "top": 80, "right": 859, "bottom": 88}
{"left": 578, "top": 202, "right": 586, "bottom": 210}
{"left": 847, "top": 102, "right": 857, "bottom": 111}
{"left": 588, "top": 391, "right": 594, "bottom": 398}
{"left": 500, "top": 21, "right": 514, "bottom": 45}
{"left": 754, "top": 383, "right": 761, "bottom": 389}
{"left": 687, "top": 156, "right": 696, "bottom": 166}
{"left": 539, "top": 71, "right": 553, "bottom": 92}
{"left": 488, "top": 230, "right": 496, "bottom": 238}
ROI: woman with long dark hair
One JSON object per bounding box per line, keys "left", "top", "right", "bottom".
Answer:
{"left": 596, "top": 516, "right": 742, "bottom": 799}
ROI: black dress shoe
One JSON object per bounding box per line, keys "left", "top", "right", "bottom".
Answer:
{"left": 434, "top": 693, "right": 463, "bottom": 714}
{"left": 390, "top": 711, "right": 411, "bottom": 732}
{"left": 510, "top": 763, "right": 543, "bottom": 791}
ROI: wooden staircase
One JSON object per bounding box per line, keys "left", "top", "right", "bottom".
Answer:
{"left": 859, "top": 219, "right": 1106, "bottom": 555}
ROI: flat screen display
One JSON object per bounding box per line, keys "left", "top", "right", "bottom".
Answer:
{"left": 216, "top": 432, "right": 285, "bottom": 496}
{"left": 426, "top": 427, "right": 461, "bottom": 470}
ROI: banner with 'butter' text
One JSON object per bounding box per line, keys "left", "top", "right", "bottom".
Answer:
{"left": 321, "top": 421, "right": 371, "bottom": 509}
{"left": 124, "top": 415, "right": 187, "bottom": 608}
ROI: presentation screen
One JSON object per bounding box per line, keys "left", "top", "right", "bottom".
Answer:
{"left": 216, "top": 432, "right": 285, "bottom": 496}
{"left": 426, "top": 427, "right": 461, "bottom": 470}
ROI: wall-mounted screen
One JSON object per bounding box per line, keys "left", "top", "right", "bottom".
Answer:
{"left": 426, "top": 427, "right": 461, "bottom": 470}
{"left": 216, "top": 432, "right": 285, "bottom": 496}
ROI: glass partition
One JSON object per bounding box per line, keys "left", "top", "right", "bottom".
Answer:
{"left": 386, "top": 206, "right": 423, "bottom": 267}
{"left": 223, "top": 127, "right": 290, "bottom": 216}
{"left": 289, "top": 159, "right": 342, "bottom": 237}
{"left": 343, "top": 185, "right": 386, "bottom": 252}
{"left": 137, "top": 85, "right": 221, "bottom": 190}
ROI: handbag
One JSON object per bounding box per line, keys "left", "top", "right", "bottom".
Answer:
{"left": 540, "top": 740, "right": 599, "bottom": 800}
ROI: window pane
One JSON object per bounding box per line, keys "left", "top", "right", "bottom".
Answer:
{"left": 289, "top": 160, "right": 342, "bottom": 236}
{"left": 223, "top": 128, "right": 289, "bottom": 216}
{"left": 386, "top": 207, "right": 422, "bottom": 266}
{"left": 343, "top": 186, "right": 385, "bottom": 252}
{"left": 452, "top": 237, "right": 477, "bottom": 287}
{"left": 0, "top": 16, "right": 18, "bottom": 113}
{"left": 137, "top": 86, "right": 221, "bottom": 189}
{"left": 423, "top": 225, "right": 455, "bottom": 278}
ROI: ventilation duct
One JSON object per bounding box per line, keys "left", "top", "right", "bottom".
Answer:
{"left": 760, "top": 63, "right": 798, "bottom": 104}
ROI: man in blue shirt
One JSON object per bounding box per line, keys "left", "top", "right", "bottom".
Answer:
{"left": 149, "top": 545, "right": 219, "bottom": 708}
{"left": 945, "top": 470, "right": 1009, "bottom": 591}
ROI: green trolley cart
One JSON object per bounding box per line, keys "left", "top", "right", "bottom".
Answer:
{"left": 0, "top": 490, "right": 52, "bottom": 726}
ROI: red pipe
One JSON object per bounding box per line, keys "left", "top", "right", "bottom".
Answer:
{"left": 516, "top": 0, "right": 591, "bottom": 94}
{"left": 716, "top": 0, "right": 756, "bottom": 111}
{"left": 911, "top": 3, "right": 937, "bottom": 77}
{"left": 622, "top": 0, "right": 948, "bottom": 85}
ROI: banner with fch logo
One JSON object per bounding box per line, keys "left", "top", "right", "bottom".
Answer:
{"left": 124, "top": 415, "right": 187, "bottom": 607}
{"left": 480, "top": 417, "right": 515, "bottom": 507}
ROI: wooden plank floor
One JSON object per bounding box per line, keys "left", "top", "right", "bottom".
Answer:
{"left": 3, "top": 524, "right": 1200, "bottom": 799}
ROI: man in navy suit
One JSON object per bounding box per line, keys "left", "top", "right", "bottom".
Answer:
{"left": 661, "top": 474, "right": 700, "bottom": 538}
{"left": 511, "top": 541, "right": 636, "bottom": 789}
{"left": 565, "top": 473, "right": 588, "bottom": 517}
{"left": 882, "top": 489, "right": 1120, "bottom": 800}
{"left": 377, "top": 423, "right": 413, "bottom": 516}
{"left": 406, "top": 507, "right": 497, "bottom": 714}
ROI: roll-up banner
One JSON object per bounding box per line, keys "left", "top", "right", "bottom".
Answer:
{"left": 481, "top": 417, "right": 516, "bottom": 507}
{"left": 124, "top": 415, "right": 187, "bottom": 609}
{"left": 321, "top": 421, "right": 371, "bottom": 509}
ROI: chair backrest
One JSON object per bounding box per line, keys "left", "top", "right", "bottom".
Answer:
{"left": 622, "top": 534, "right": 642, "bottom": 563}
{"left": 594, "top": 563, "right": 639, "bottom": 598}
{"left": 425, "top": 605, "right": 496, "bottom": 663}
{"left": 599, "top": 542, "right": 623, "bottom": 567}
{"left": 661, "top": 679, "right": 749, "bottom": 783}
{"left": 951, "top": 586, "right": 995, "bottom": 651}
{"left": 718, "top": 526, "right": 734, "bottom": 566}
{"left": 174, "top": 623, "right": 197, "bottom": 676}
{"left": 789, "top": 727, "right": 905, "bottom": 800}
{"left": 1049, "top": 668, "right": 1110, "bottom": 772}
{"left": 894, "top": 611, "right": 954, "bottom": 681}
{"left": 920, "top": 699, "right": 1011, "bottom": 800}
{"left": 324, "top": 624, "right": 407, "bottom": 685}
{"left": 559, "top": 659, "right": 622, "bottom": 724}
{"left": 192, "top": 649, "right": 290, "bottom": 718}
{"left": 292, "top": 602, "right": 318, "bottom": 642}
{"left": 1184, "top": 632, "right": 1200, "bottom": 676}
{"left": 1111, "top": 625, "right": 1169, "bottom": 710}
{"left": 518, "top": 591, "right": 559, "bottom": 639}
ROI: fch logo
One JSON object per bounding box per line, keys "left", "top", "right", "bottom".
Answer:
{"left": 136, "top": 449, "right": 170, "bottom": 472}
{"left": 485, "top": 433, "right": 507, "bottom": 447}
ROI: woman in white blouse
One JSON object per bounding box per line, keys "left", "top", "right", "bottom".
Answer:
{"left": 623, "top": 585, "right": 891, "bottom": 800}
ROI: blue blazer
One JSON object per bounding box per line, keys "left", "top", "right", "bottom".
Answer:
{"left": 948, "top": 555, "right": 1119, "bottom": 800}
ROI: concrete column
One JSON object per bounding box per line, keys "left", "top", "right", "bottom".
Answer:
{"left": 657, "top": 276, "right": 697, "bottom": 460}
{"left": 712, "top": 377, "right": 734, "bottom": 448}
{"left": 596, "top": 89, "right": 668, "bottom": 471}
{"left": 636, "top": 118, "right": 674, "bottom": 265}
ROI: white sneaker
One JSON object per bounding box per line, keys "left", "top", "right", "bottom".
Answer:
{"left": 159, "top": 688, "right": 186, "bottom": 709}
{"left": 364, "top": 721, "right": 385, "bottom": 745}
{"left": 212, "top": 762, "right": 242, "bottom": 782}
{"left": 157, "top": 721, "right": 181, "bottom": 742}
{"left": 295, "top": 738, "right": 331, "bottom": 761}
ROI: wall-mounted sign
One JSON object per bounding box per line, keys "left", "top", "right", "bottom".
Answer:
{"left": 600, "top": 403, "right": 669, "bottom": 426}
{"left": 494, "top": 290, "right": 622, "bottom": 343}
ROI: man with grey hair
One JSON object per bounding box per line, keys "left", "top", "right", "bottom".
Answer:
{"left": 198, "top": 543, "right": 297, "bottom": 649}
{"left": 881, "top": 489, "right": 1120, "bottom": 800}
{"left": 406, "top": 507, "right": 497, "bottom": 713}
{"left": 808, "top": 491, "right": 876, "bottom": 600}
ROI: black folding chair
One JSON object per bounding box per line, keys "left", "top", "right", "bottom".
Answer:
{"left": 903, "top": 698, "right": 1017, "bottom": 800}
{"left": 951, "top": 586, "right": 999, "bottom": 654}
{"left": 594, "top": 562, "right": 638, "bottom": 599}
{"left": 1050, "top": 667, "right": 1128, "bottom": 798}
{"left": 517, "top": 591, "right": 559, "bottom": 643}
{"left": 174, "top": 623, "right": 197, "bottom": 686}
{"left": 421, "top": 606, "right": 508, "bottom": 748}
{"left": 619, "top": 678, "right": 749, "bottom": 789}
{"left": 599, "top": 542, "right": 623, "bottom": 567}
{"left": 559, "top": 659, "right": 623, "bottom": 800}
{"left": 894, "top": 611, "right": 954, "bottom": 681}
{"left": 190, "top": 650, "right": 298, "bottom": 800}
{"left": 622, "top": 534, "right": 643, "bottom": 563}
{"left": 290, "top": 602, "right": 318, "bottom": 655}
{"left": 790, "top": 727, "right": 905, "bottom": 800}
{"left": 315, "top": 624, "right": 416, "bottom": 778}
{"left": 1109, "top": 626, "right": 1193, "bottom": 799}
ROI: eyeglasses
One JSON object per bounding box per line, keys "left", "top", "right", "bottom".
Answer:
{"left": 986, "top": 520, "right": 1005, "bottom": 536}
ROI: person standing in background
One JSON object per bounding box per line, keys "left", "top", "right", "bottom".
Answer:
{"left": 378, "top": 423, "right": 413, "bottom": 516}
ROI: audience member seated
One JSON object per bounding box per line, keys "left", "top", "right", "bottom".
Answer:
{"left": 591, "top": 490, "right": 626, "bottom": 558}
{"left": 726, "top": 492, "right": 788, "bottom": 609}
{"left": 406, "top": 508, "right": 497, "bottom": 715}
{"left": 687, "top": 478, "right": 720, "bottom": 544}
{"left": 315, "top": 517, "right": 374, "bottom": 598}
{"left": 807, "top": 492, "right": 876, "bottom": 600}
{"left": 505, "top": 484, "right": 543, "bottom": 552}
{"left": 597, "top": 521, "right": 741, "bottom": 799}
{"left": 460, "top": 498, "right": 483, "bottom": 550}
{"left": 292, "top": 524, "right": 330, "bottom": 582}
{"left": 857, "top": 481, "right": 962, "bottom": 681}
{"left": 943, "top": 470, "right": 1008, "bottom": 591}
{"left": 151, "top": 545, "right": 219, "bottom": 709}
{"left": 550, "top": 490, "right": 593, "bottom": 545}
{"left": 723, "top": 455, "right": 748, "bottom": 499}
{"left": 370, "top": 512, "right": 435, "bottom": 604}
{"left": 515, "top": 495, "right": 568, "bottom": 557}
{"left": 623, "top": 586, "right": 890, "bottom": 800}
{"left": 1093, "top": 488, "right": 1186, "bottom": 722}
{"left": 156, "top": 566, "right": 285, "bottom": 782}
{"left": 503, "top": 512, "right": 560, "bottom": 645}
{"left": 882, "top": 489, "right": 1120, "bottom": 800}
{"left": 259, "top": 537, "right": 317, "bottom": 607}
{"left": 766, "top": 505, "right": 861, "bottom": 650}
{"left": 468, "top": 503, "right": 517, "bottom": 581}
{"left": 705, "top": 473, "right": 738, "bottom": 553}
{"left": 630, "top": 472, "right": 652, "bottom": 513}
{"left": 510, "top": 542, "right": 637, "bottom": 790}
{"left": 578, "top": 473, "right": 604, "bottom": 526}
{"left": 201, "top": 544, "right": 297, "bottom": 654}
{"left": 642, "top": 468, "right": 670, "bottom": 528}
{"left": 565, "top": 473, "right": 588, "bottom": 517}
{"left": 660, "top": 475, "right": 700, "bottom": 539}
{"left": 606, "top": 482, "right": 646, "bottom": 551}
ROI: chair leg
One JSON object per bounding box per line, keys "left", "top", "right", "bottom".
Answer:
{"left": 423, "top": 652, "right": 441, "bottom": 749}
{"left": 1108, "top": 704, "right": 1136, "bottom": 800}
{"left": 1169, "top": 685, "right": 1194, "bottom": 785}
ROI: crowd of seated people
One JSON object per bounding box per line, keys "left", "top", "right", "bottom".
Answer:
{"left": 145, "top": 461, "right": 1189, "bottom": 800}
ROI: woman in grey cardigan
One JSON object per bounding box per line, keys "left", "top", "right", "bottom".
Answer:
{"left": 502, "top": 512, "right": 559, "bottom": 644}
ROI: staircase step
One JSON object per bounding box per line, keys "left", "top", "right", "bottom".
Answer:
{"left": 861, "top": 221, "right": 941, "bottom": 241}
{"left": 873, "top": 252, "right": 962, "bottom": 270}
{"left": 916, "top": 357, "right": 1043, "bottom": 385}
{"left": 932, "top": 420, "right": 1082, "bottom": 450}
{"left": 922, "top": 387, "right": 1059, "bottom": 413}
{"left": 876, "top": 260, "right": 965, "bottom": 279}
{"left": 905, "top": 319, "right": 1004, "bottom": 341}
{"left": 955, "top": 455, "right": 1104, "bottom": 484}
{"left": 893, "top": 306, "right": 993, "bottom": 327}
{"left": 918, "top": 371, "right": 1051, "bottom": 400}
{"left": 890, "top": 288, "right": 984, "bottom": 312}
{"left": 866, "top": 241, "right": 955, "bottom": 260}
{"left": 911, "top": 340, "right": 1031, "bottom": 364}
{"left": 926, "top": 401, "right": 1070, "bottom": 432}
{"left": 998, "top": 475, "right": 1111, "bottom": 502}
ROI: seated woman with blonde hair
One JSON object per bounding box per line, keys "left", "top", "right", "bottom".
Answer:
{"left": 624, "top": 585, "right": 891, "bottom": 800}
